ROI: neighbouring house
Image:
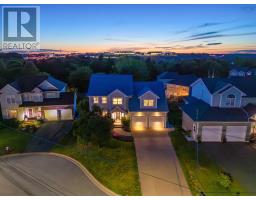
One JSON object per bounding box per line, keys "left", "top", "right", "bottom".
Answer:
{"left": 0, "top": 75, "right": 76, "bottom": 121}
{"left": 157, "top": 72, "right": 198, "bottom": 101}
{"left": 87, "top": 74, "right": 169, "bottom": 131}
{"left": 229, "top": 67, "right": 256, "bottom": 77}
{"left": 181, "top": 77, "right": 256, "bottom": 142}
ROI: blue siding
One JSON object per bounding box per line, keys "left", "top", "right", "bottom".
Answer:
{"left": 191, "top": 80, "right": 212, "bottom": 105}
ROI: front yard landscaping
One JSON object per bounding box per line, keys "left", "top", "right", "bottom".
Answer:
{"left": 0, "top": 125, "right": 32, "bottom": 155}
{"left": 168, "top": 102, "right": 247, "bottom": 195}
{"left": 53, "top": 133, "right": 141, "bottom": 196}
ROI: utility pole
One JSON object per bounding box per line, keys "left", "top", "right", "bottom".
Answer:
{"left": 196, "top": 109, "right": 199, "bottom": 169}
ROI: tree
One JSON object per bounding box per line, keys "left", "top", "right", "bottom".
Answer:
{"left": 68, "top": 67, "right": 92, "bottom": 92}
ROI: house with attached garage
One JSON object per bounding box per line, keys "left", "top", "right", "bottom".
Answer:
{"left": 181, "top": 77, "right": 256, "bottom": 142}
{"left": 0, "top": 75, "right": 76, "bottom": 121}
{"left": 157, "top": 72, "right": 198, "bottom": 101}
{"left": 87, "top": 74, "right": 169, "bottom": 131}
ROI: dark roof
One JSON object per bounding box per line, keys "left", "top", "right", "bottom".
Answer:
{"left": 181, "top": 98, "right": 248, "bottom": 122}
{"left": 201, "top": 78, "right": 230, "bottom": 94}
{"left": 87, "top": 74, "right": 133, "bottom": 96}
{"left": 227, "top": 77, "right": 256, "bottom": 97}
{"left": 9, "top": 75, "right": 66, "bottom": 92}
{"left": 19, "top": 92, "right": 74, "bottom": 107}
{"left": 128, "top": 81, "right": 168, "bottom": 112}
{"left": 244, "top": 103, "right": 256, "bottom": 117}
{"left": 168, "top": 74, "right": 198, "bottom": 86}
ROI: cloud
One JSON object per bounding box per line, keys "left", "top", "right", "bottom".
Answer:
{"left": 191, "top": 31, "right": 219, "bottom": 38}
{"left": 104, "top": 38, "right": 132, "bottom": 42}
{"left": 207, "top": 42, "right": 222, "bottom": 46}
{"left": 241, "top": 6, "right": 256, "bottom": 13}
{"left": 232, "top": 49, "right": 256, "bottom": 54}
{"left": 186, "top": 32, "right": 256, "bottom": 41}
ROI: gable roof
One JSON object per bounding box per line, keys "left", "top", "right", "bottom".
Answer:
{"left": 129, "top": 81, "right": 168, "bottom": 112}
{"left": 201, "top": 78, "right": 230, "bottom": 94}
{"left": 157, "top": 72, "right": 179, "bottom": 80}
{"left": 227, "top": 77, "right": 256, "bottom": 97}
{"left": 9, "top": 75, "right": 66, "bottom": 93}
{"left": 87, "top": 74, "right": 133, "bottom": 96}
{"left": 181, "top": 97, "right": 248, "bottom": 122}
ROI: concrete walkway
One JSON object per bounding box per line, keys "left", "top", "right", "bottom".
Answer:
{"left": 0, "top": 153, "right": 113, "bottom": 195}
{"left": 133, "top": 131, "right": 191, "bottom": 196}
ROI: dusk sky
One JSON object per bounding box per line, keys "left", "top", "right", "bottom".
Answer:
{"left": 2, "top": 4, "right": 256, "bottom": 53}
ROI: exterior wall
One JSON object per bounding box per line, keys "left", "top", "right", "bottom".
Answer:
{"left": 166, "top": 84, "right": 189, "bottom": 99}
{"left": 139, "top": 92, "right": 158, "bottom": 109}
{"left": 219, "top": 87, "right": 243, "bottom": 108}
{"left": 88, "top": 90, "right": 129, "bottom": 112}
{"left": 38, "top": 80, "right": 58, "bottom": 91}
{"left": 130, "top": 111, "right": 167, "bottom": 129}
{"left": 195, "top": 121, "right": 251, "bottom": 141}
{"left": 44, "top": 91, "right": 60, "bottom": 99}
{"left": 191, "top": 80, "right": 212, "bottom": 105}
{"left": 211, "top": 94, "right": 221, "bottom": 107}
{"left": 182, "top": 111, "right": 194, "bottom": 131}
{"left": 0, "top": 85, "right": 22, "bottom": 119}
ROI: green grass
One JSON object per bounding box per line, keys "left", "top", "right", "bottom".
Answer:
{"left": 0, "top": 126, "right": 31, "bottom": 155}
{"left": 53, "top": 134, "right": 141, "bottom": 196}
{"left": 170, "top": 130, "right": 247, "bottom": 196}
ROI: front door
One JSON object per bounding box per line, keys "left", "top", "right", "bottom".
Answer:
{"left": 57, "top": 110, "right": 61, "bottom": 120}
{"left": 111, "top": 112, "right": 124, "bottom": 125}
{"left": 28, "top": 108, "right": 33, "bottom": 118}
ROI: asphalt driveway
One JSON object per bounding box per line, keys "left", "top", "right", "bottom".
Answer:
{"left": 200, "top": 143, "right": 256, "bottom": 194}
{"left": 26, "top": 121, "right": 73, "bottom": 152}
{"left": 133, "top": 131, "right": 191, "bottom": 196}
{"left": 0, "top": 153, "right": 108, "bottom": 195}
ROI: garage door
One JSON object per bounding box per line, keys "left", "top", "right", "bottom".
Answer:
{"left": 149, "top": 116, "right": 164, "bottom": 130}
{"left": 201, "top": 126, "right": 222, "bottom": 142}
{"left": 60, "top": 109, "right": 73, "bottom": 120}
{"left": 226, "top": 126, "right": 247, "bottom": 142}
{"left": 132, "top": 116, "right": 147, "bottom": 131}
{"left": 44, "top": 110, "right": 58, "bottom": 121}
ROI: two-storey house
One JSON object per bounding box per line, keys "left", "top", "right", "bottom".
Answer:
{"left": 0, "top": 75, "right": 76, "bottom": 121}
{"left": 87, "top": 74, "right": 168, "bottom": 131}
{"left": 157, "top": 72, "right": 198, "bottom": 101}
{"left": 181, "top": 77, "right": 256, "bottom": 142}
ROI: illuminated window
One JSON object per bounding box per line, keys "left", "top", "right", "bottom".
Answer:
{"left": 102, "top": 97, "right": 107, "bottom": 104}
{"left": 112, "top": 98, "right": 122, "bottom": 105}
{"left": 93, "top": 96, "right": 99, "bottom": 104}
{"left": 144, "top": 99, "right": 154, "bottom": 107}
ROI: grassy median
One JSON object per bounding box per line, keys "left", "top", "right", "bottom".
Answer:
{"left": 53, "top": 134, "right": 141, "bottom": 196}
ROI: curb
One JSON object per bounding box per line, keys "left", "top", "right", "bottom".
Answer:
{"left": 0, "top": 152, "right": 118, "bottom": 196}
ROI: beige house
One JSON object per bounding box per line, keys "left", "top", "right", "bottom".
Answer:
{"left": 0, "top": 75, "right": 76, "bottom": 121}
{"left": 157, "top": 72, "right": 198, "bottom": 101}
{"left": 87, "top": 74, "right": 169, "bottom": 131}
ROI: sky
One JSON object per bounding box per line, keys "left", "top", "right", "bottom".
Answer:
{"left": 1, "top": 4, "right": 256, "bottom": 53}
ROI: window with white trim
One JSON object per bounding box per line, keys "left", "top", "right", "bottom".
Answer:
{"left": 6, "top": 95, "right": 16, "bottom": 104}
{"left": 93, "top": 96, "right": 99, "bottom": 104}
{"left": 143, "top": 99, "right": 154, "bottom": 107}
{"left": 226, "top": 94, "right": 235, "bottom": 106}
{"left": 112, "top": 98, "right": 122, "bottom": 105}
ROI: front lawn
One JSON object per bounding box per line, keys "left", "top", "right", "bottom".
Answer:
{"left": 0, "top": 126, "right": 31, "bottom": 155}
{"left": 53, "top": 134, "right": 141, "bottom": 196}
{"left": 170, "top": 130, "right": 247, "bottom": 196}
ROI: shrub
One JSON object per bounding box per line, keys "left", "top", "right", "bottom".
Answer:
{"left": 121, "top": 117, "right": 130, "bottom": 132}
{"left": 3, "top": 119, "right": 20, "bottom": 129}
{"left": 217, "top": 171, "right": 232, "bottom": 189}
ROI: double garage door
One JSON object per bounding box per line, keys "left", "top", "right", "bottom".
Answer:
{"left": 201, "top": 125, "right": 247, "bottom": 142}
{"left": 132, "top": 115, "right": 165, "bottom": 130}
{"left": 44, "top": 109, "right": 73, "bottom": 121}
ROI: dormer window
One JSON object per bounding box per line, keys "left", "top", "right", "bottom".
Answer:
{"left": 144, "top": 99, "right": 154, "bottom": 107}
{"left": 226, "top": 94, "right": 235, "bottom": 107}
{"left": 93, "top": 96, "right": 99, "bottom": 104}
{"left": 112, "top": 98, "right": 122, "bottom": 105}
